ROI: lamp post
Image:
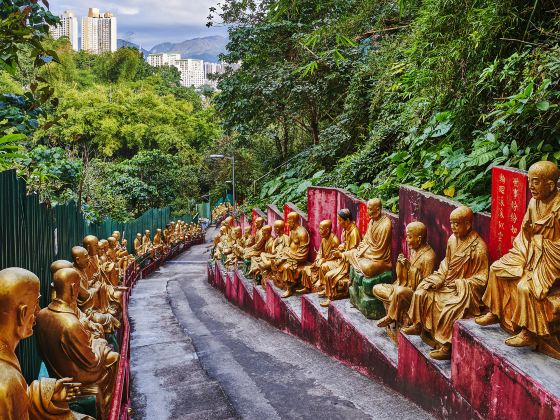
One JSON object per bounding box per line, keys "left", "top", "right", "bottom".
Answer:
{"left": 209, "top": 154, "right": 236, "bottom": 215}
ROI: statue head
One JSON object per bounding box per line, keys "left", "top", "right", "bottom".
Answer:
{"left": 52, "top": 267, "right": 80, "bottom": 306}
{"left": 0, "top": 267, "right": 41, "bottom": 344}
{"left": 233, "top": 226, "right": 242, "bottom": 238}
{"left": 50, "top": 260, "right": 73, "bottom": 275}
{"left": 72, "top": 246, "right": 90, "bottom": 270}
{"left": 319, "top": 219, "right": 333, "bottom": 238}
{"left": 287, "top": 212, "right": 300, "bottom": 230}
{"left": 406, "top": 221, "right": 427, "bottom": 250}
{"left": 83, "top": 235, "right": 99, "bottom": 256}
{"left": 262, "top": 225, "right": 273, "bottom": 240}
{"left": 225, "top": 216, "right": 234, "bottom": 228}
{"left": 136, "top": 233, "right": 142, "bottom": 241}
{"left": 219, "top": 226, "right": 227, "bottom": 235}
{"left": 107, "top": 236, "right": 117, "bottom": 249}
{"left": 255, "top": 217, "right": 264, "bottom": 229}
{"left": 156, "top": 228, "right": 162, "bottom": 235}
{"left": 244, "top": 226, "right": 252, "bottom": 236}
{"left": 98, "top": 239, "right": 109, "bottom": 253}
{"left": 122, "top": 239, "right": 128, "bottom": 247}
{"left": 273, "top": 220, "right": 285, "bottom": 236}
{"left": 528, "top": 161, "right": 559, "bottom": 201}
{"left": 337, "top": 208, "right": 353, "bottom": 229}
{"left": 450, "top": 206, "right": 473, "bottom": 240}
{"left": 366, "top": 198, "right": 382, "bottom": 221}
{"left": 144, "top": 230, "right": 151, "bottom": 238}
{"left": 112, "top": 231, "right": 121, "bottom": 241}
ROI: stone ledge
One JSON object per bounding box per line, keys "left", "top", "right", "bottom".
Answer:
{"left": 265, "top": 282, "right": 303, "bottom": 337}
{"left": 301, "top": 294, "right": 330, "bottom": 352}
{"left": 235, "top": 270, "right": 254, "bottom": 315}
{"left": 397, "top": 332, "right": 477, "bottom": 418}
{"left": 453, "top": 319, "right": 560, "bottom": 419}
{"left": 328, "top": 299, "right": 398, "bottom": 387}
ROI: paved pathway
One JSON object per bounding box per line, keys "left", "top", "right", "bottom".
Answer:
{"left": 129, "top": 231, "right": 432, "bottom": 419}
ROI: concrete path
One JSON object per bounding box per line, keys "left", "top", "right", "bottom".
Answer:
{"left": 130, "top": 231, "right": 432, "bottom": 419}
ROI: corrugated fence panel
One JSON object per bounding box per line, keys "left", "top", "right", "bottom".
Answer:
{"left": 0, "top": 170, "right": 197, "bottom": 383}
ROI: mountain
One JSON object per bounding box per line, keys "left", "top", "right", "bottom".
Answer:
{"left": 149, "top": 36, "right": 228, "bottom": 63}
{"left": 117, "top": 39, "right": 149, "bottom": 57}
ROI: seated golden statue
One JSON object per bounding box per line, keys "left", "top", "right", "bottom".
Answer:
{"left": 243, "top": 217, "right": 267, "bottom": 259}
{"left": 36, "top": 267, "right": 119, "bottom": 419}
{"left": 274, "top": 212, "right": 310, "bottom": 298}
{"left": 373, "top": 221, "right": 436, "bottom": 329}
{"left": 404, "top": 206, "right": 489, "bottom": 360}
{"left": 0, "top": 267, "right": 82, "bottom": 420}
{"left": 297, "top": 219, "right": 340, "bottom": 294}
{"left": 224, "top": 227, "right": 244, "bottom": 269}
{"left": 319, "top": 208, "right": 363, "bottom": 306}
{"left": 476, "top": 161, "right": 560, "bottom": 357}
{"left": 142, "top": 230, "right": 154, "bottom": 258}
{"left": 153, "top": 228, "right": 164, "bottom": 257}
{"left": 212, "top": 226, "right": 228, "bottom": 260}
{"left": 98, "top": 239, "right": 119, "bottom": 287}
{"left": 243, "top": 226, "right": 256, "bottom": 248}
{"left": 248, "top": 221, "right": 287, "bottom": 286}
{"left": 134, "top": 233, "right": 144, "bottom": 256}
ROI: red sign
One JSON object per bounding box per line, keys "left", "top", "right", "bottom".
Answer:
{"left": 489, "top": 166, "right": 529, "bottom": 261}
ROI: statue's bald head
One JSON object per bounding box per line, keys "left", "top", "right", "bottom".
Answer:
{"left": 52, "top": 267, "right": 80, "bottom": 302}
{"left": 319, "top": 219, "right": 333, "bottom": 238}
{"left": 450, "top": 206, "right": 473, "bottom": 223}
{"left": 406, "top": 221, "right": 427, "bottom": 249}
{"left": 50, "top": 260, "right": 73, "bottom": 274}
{"left": 287, "top": 212, "right": 300, "bottom": 230}
{"left": 450, "top": 206, "right": 473, "bottom": 239}
{"left": 107, "top": 236, "right": 117, "bottom": 247}
{"left": 0, "top": 268, "right": 40, "bottom": 339}
{"left": 244, "top": 226, "right": 252, "bottom": 234}
{"left": 83, "top": 235, "right": 99, "bottom": 255}
{"left": 273, "top": 220, "right": 285, "bottom": 234}
{"left": 262, "top": 225, "right": 273, "bottom": 237}
{"left": 233, "top": 226, "right": 242, "bottom": 237}
{"left": 528, "top": 161, "right": 559, "bottom": 201}
{"left": 255, "top": 217, "right": 264, "bottom": 228}
{"left": 72, "top": 246, "right": 89, "bottom": 269}
{"left": 367, "top": 198, "right": 383, "bottom": 221}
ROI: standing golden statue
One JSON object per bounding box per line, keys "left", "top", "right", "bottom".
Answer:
{"left": 134, "top": 233, "right": 144, "bottom": 257}
{"left": 404, "top": 206, "right": 489, "bottom": 360}
{"left": 275, "top": 212, "right": 310, "bottom": 298}
{"left": 36, "top": 267, "right": 119, "bottom": 419}
{"left": 0, "top": 267, "right": 82, "bottom": 420}
{"left": 476, "top": 161, "right": 560, "bottom": 358}
{"left": 373, "top": 221, "right": 436, "bottom": 329}
{"left": 298, "top": 219, "right": 340, "bottom": 294}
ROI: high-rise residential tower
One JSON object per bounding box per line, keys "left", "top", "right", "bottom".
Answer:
{"left": 81, "top": 8, "right": 117, "bottom": 54}
{"left": 48, "top": 10, "right": 79, "bottom": 51}
{"left": 175, "top": 59, "right": 205, "bottom": 88}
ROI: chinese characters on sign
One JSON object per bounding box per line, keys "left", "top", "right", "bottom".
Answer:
{"left": 489, "top": 167, "right": 529, "bottom": 262}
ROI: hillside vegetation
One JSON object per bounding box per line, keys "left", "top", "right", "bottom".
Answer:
{"left": 212, "top": 0, "right": 560, "bottom": 213}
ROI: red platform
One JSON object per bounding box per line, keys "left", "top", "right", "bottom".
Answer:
{"left": 453, "top": 319, "right": 560, "bottom": 419}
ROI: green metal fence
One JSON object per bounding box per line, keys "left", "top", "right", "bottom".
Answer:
{"left": 0, "top": 169, "right": 197, "bottom": 382}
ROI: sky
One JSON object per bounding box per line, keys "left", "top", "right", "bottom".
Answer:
{"left": 49, "top": 1, "right": 228, "bottom": 50}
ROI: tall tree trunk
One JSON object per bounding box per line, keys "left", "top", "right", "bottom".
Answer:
{"left": 282, "top": 122, "right": 290, "bottom": 160}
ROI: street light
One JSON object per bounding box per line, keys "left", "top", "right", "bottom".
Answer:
{"left": 209, "top": 154, "right": 236, "bottom": 215}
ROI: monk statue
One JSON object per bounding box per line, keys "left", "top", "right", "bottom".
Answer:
{"left": 274, "top": 212, "right": 310, "bottom": 298}
{"left": 403, "top": 206, "right": 489, "bottom": 360}
{"left": 298, "top": 219, "right": 340, "bottom": 294}
{"left": 134, "top": 233, "right": 143, "bottom": 257}
{"left": 36, "top": 267, "right": 119, "bottom": 419}
{"left": 243, "top": 226, "right": 256, "bottom": 248}
{"left": 153, "top": 228, "right": 164, "bottom": 257}
{"left": 142, "top": 230, "right": 153, "bottom": 258}
{"left": 319, "top": 208, "right": 363, "bottom": 306}
{"left": 373, "top": 221, "right": 436, "bottom": 329}
{"left": 476, "top": 161, "right": 560, "bottom": 357}
{"left": 248, "top": 221, "right": 287, "bottom": 286}
{"left": 212, "top": 226, "right": 228, "bottom": 260}
{"left": 224, "top": 227, "right": 244, "bottom": 269}
{"left": 0, "top": 267, "right": 83, "bottom": 420}
{"left": 243, "top": 217, "right": 266, "bottom": 259}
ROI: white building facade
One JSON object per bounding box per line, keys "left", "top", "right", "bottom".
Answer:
{"left": 48, "top": 10, "right": 79, "bottom": 51}
{"left": 175, "top": 59, "right": 205, "bottom": 88}
{"left": 81, "top": 8, "right": 117, "bottom": 54}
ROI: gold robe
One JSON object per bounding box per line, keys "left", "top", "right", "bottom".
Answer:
{"left": 35, "top": 300, "right": 119, "bottom": 413}
{"left": 408, "top": 231, "right": 489, "bottom": 345}
{"left": 300, "top": 233, "right": 340, "bottom": 291}
{"left": 322, "top": 223, "right": 362, "bottom": 298}
{"left": 244, "top": 228, "right": 267, "bottom": 259}
{"left": 0, "top": 343, "right": 76, "bottom": 420}
{"left": 276, "top": 225, "right": 310, "bottom": 287}
{"left": 484, "top": 193, "right": 560, "bottom": 336}
{"left": 373, "top": 244, "right": 436, "bottom": 322}
{"left": 344, "top": 215, "right": 392, "bottom": 275}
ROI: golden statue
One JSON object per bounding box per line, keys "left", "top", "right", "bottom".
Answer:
{"left": 319, "top": 208, "right": 362, "bottom": 306}
{"left": 153, "top": 228, "right": 163, "bottom": 256}
{"left": 142, "top": 230, "right": 153, "bottom": 258}
{"left": 36, "top": 267, "right": 119, "bottom": 419}
{"left": 134, "top": 233, "right": 143, "bottom": 256}
{"left": 476, "top": 161, "right": 560, "bottom": 357}
{"left": 224, "top": 227, "right": 244, "bottom": 269}
{"left": 404, "top": 206, "right": 489, "bottom": 360}
{"left": 248, "top": 221, "right": 287, "bottom": 286}
{"left": 373, "top": 221, "right": 436, "bottom": 329}
{"left": 243, "top": 217, "right": 267, "bottom": 259}
{"left": 274, "top": 212, "right": 310, "bottom": 298}
{"left": 212, "top": 226, "right": 228, "bottom": 260}
{"left": 0, "top": 267, "right": 82, "bottom": 420}
{"left": 98, "top": 239, "right": 119, "bottom": 287}
{"left": 243, "top": 226, "right": 255, "bottom": 248}
{"left": 297, "top": 219, "right": 340, "bottom": 293}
